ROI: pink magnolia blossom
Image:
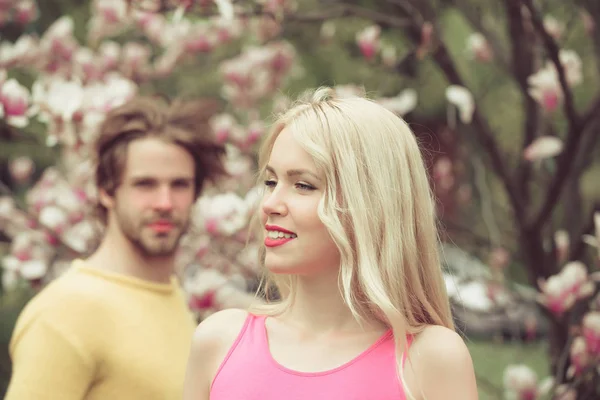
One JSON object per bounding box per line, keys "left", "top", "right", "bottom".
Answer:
{"left": 2, "top": 230, "right": 55, "bottom": 285}
{"left": 74, "top": 47, "right": 103, "bottom": 82}
{"left": 432, "top": 157, "right": 455, "bottom": 192}
{"left": 9, "top": 156, "right": 35, "bottom": 184}
{"left": 186, "top": 23, "right": 218, "bottom": 53}
{"left": 465, "top": 33, "right": 493, "bottom": 62}
{"left": 98, "top": 41, "right": 121, "bottom": 71}
{"left": 528, "top": 65, "right": 562, "bottom": 112}
{"left": 120, "top": 42, "right": 152, "bottom": 79}
{"left": 219, "top": 42, "right": 295, "bottom": 108}
{"left": 456, "top": 184, "right": 472, "bottom": 205}
{"left": 0, "top": 34, "right": 38, "bottom": 67}
{"left": 14, "top": 0, "right": 38, "bottom": 25}
{"left": 258, "top": 0, "right": 296, "bottom": 15}
{"left": 356, "top": 25, "right": 380, "bottom": 61}
{"left": 554, "top": 385, "right": 577, "bottom": 400}
{"left": 581, "top": 10, "right": 595, "bottom": 36}
{"left": 251, "top": 15, "right": 282, "bottom": 44}
{"left": 489, "top": 247, "right": 510, "bottom": 271}
{"left": 62, "top": 220, "right": 98, "bottom": 253}
{"left": 94, "top": 0, "right": 128, "bottom": 25}
{"left": 538, "top": 261, "right": 595, "bottom": 315}
{"left": 502, "top": 364, "right": 539, "bottom": 400}
{"left": 0, "top": 78, "right": 32, "bottom": 127}
{"left": 527, "top": 50, "right": 582, "bottom": 112}
{"left": 582, "top": 311, "right": 600, "bottom": 356}
{"left": 134, "top": 12, "right": 166, "bottom": 45}
{"left": 523, "top": 136, "right": 564, "bottom": 161}
{"left": 195, "top": 193, "right": 248, "bottom": 236}
{"left": 416, "top": 22, "right": 434, "bottom": 59}
{"left": 554, "top": 230, "right": 570, "bottom": 263}
{"left": 185, "top": 269, "right": 257, "bottom": 313}
{"left": 0, "top": 196, "right": 29, "bottom": 238}
{"left": 39, "top": 16, "right": 77, "bottom": 61}
{"left": 210, "top": 113, "right": 240, "bottom": 144}
{"left": 567, "top": 336, "right": 591, "bottom": 378}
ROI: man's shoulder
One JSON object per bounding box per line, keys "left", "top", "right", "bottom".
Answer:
{"left": 27, "top": 269, "right": 107, "bottom": 309}
{"left": 13, "top": 268, "right": 111, "bottom": 335}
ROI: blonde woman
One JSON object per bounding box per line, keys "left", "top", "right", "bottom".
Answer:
{"left": 183, "top": 87, "right": 478, "bottom": 400}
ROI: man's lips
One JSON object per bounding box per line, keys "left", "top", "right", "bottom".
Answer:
{"left": 147, "top": 221, "right": 175, "bottom": 233}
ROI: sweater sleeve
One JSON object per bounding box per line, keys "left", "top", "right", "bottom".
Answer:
{"left": 5, "top": 316, "right": 95, "bottom": 400}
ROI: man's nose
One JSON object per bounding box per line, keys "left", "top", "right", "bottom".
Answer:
{"left": 153, "top": 186, "right": 174, "bottom": 211}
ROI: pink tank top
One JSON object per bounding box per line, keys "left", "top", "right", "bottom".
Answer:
{"left": 210, "top": 314, "right": 411, "bottom": 400}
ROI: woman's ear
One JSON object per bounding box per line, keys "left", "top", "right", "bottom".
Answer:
{"left": 98, "top": 188, "right": 115, "bottom": 210}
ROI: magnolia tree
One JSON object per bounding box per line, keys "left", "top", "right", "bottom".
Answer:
{"left": 1, "top": 0, "right": 600, "bottom": 398}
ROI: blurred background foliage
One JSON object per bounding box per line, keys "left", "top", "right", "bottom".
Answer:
{"left": 2, "top": 0, "right": 600, "bottom": 398}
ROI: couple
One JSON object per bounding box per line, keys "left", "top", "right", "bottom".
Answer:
{"left": 6, "top": 88, "right": 478, "bottom": 400}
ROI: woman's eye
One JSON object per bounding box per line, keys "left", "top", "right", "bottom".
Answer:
{"left": 264, "top": 179, "right": 277, "bottom": 188}
{"left": 296, "top": 182, "right": 316, "bottom": 191}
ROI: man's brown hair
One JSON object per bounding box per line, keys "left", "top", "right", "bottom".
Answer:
{"left": 94, "top": 95, "right": 227, "bottom": 222}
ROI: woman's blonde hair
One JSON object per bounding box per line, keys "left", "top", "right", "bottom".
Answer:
{"left": 253, "top": 87, "right": 454, "bottom": 397}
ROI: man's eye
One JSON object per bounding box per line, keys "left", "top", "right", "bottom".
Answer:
{"left": 173, "top": 181, "right": 192, "bottom": 188}
{"left": 135, "top": 181, "right": 153, "bottom": 187}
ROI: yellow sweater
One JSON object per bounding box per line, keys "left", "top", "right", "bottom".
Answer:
{"left": 6, "top": 260, "right": 197, "bottom": 400}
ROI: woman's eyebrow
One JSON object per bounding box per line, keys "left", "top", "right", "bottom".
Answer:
{"left": 266, "top": 165, "right": 322, "bottom": 181}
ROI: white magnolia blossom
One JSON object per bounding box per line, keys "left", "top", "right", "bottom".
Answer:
{"left": 9, "top": 156, "right": 35, "bottom": 184}
{"left": 445, "top": 85, "right": 474, "bottom": 124}
{"left": 523, "top": 136, "right": 564, "bottom": 161}
{"left": 195, "top": 193, "right": 249, "bottom": 236}
{"left": 465, "top": 32, "right": 493, "bottom": 62}
{"left": 378, "top": 89, "right": 418, "bottom": 116}
{"left": 543, "top": 15, "right": 564, "bottom": 39}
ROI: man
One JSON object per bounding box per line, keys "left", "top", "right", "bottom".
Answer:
{"left": 5, "top": 96, "right": 227, "bottom": 399}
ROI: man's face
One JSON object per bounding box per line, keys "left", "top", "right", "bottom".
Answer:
{"left": 102, "top": 137, "right": 196, "bottom": 257}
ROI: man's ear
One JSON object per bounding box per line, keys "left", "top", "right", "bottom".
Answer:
{"left": 98, "top": 188, "right": 115, "bottom": 210}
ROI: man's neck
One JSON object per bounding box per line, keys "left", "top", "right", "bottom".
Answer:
{"left": 86, "top": 233, "right": 175, "bottom": 284}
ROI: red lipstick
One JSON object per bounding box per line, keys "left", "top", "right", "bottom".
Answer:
{"left": 264, "top": 224, "right": 296, "bottom": 247}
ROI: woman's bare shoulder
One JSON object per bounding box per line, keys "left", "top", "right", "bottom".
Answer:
{"left": 183, "top": 309, "right": 250, "bottom": 400}
{"left": 191, "top": 308, "right": 250, "bottom": 353}
{"left": 407, "top": 325, "right": 479, "bottom": 400}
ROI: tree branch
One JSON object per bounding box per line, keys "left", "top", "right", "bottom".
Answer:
{"left": 532, "top": 95, "right": 600, "bottom": 230}
{"left": 569, "top": 202, "right": 600, "bottom": 262}
{"left": 431, "top": 43, "right": 527, "bottom": 222}
{"left": 504, "top": 0, "right": 540, "bottom": 204}
{"left": 521, "top": 0, "right": 578, "bottom": 128}
{"left": 450, "top": 0, "right": 511, "bottom": 70}
{"left": 320, "top": 3, "right": 412, "bottom": 28}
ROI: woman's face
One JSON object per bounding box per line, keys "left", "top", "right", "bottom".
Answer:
{"left": 261, "top": 128, "right": 340, "bottom": 275}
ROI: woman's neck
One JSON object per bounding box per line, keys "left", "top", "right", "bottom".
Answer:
{"left": 278, "top": 271, "right": 387, "bottom": 335}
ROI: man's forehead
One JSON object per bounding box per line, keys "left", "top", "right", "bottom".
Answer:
{"left": 122, "top": 137, "right": 195, "bottom": 179}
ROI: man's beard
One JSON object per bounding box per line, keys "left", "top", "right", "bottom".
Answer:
{"left": 115, "top": 207, "right": 189, "bottom": 258}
